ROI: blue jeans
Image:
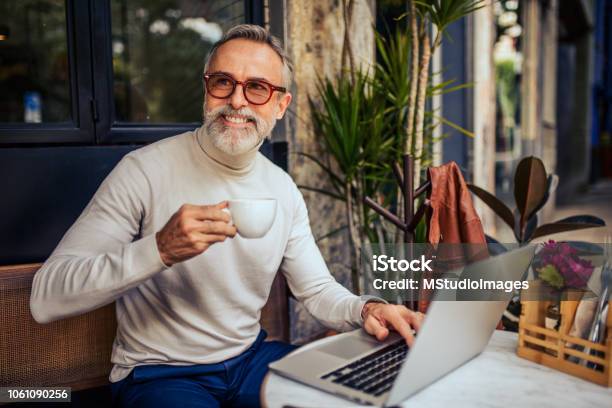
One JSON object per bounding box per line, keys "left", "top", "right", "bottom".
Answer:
{"left": 111, "top": 330, "right": 297, "bottom": 408}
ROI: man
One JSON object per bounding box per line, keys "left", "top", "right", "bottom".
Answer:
{"left": 30, "top": 25, "right": 422, "bottom": 407}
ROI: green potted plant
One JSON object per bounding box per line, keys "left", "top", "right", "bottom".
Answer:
{"left": 467, "top": 156, "right": 606, "bottom": 248}
{"left": 301, "top": 1, "right": 485, "bottom": 294}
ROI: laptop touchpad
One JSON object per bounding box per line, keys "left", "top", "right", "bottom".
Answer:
{"left": 317, "top": 336, "right": 380, "bottom": 360}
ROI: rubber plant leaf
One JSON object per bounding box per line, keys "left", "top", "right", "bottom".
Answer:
{"left": 512, "top": 207, "right": 539, "bottom": 242}
{"left": 523, "top": 214, "right": 539, "bottom": 242}
{"left": 555, "top": 214, "right": 606, "bottom": 226}
{"left": 485, "top": 234, "right": 508, "bottom": 256}
{"left": 530, "top": 222, "right": 604, "bottom": 240}
{"left": 514, "top": 156, "right": 547, "bottom": 237}
{"left": 514, "top": 208, "right": 538, "bottom": 244}
{"left": 512, "top": 208, "right": 521, "bottom": 242}
{"left": 527, "top": 174, "right": 558, "bottom": 221}
{"left": 467, "top": 183, "right": 514, "bottom": 230}
{"left": 565, "top": 241, "right": 605, "bottom": 256}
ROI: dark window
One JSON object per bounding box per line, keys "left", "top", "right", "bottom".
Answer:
{"left": 0, "top": 0, "right": 263, "bottom": 145}
{"left": 0, "top": 1, "right": 71, "bottom": 123}
{"left": 0, "top": 0, "right": 94, "bottom": 144}
{"left": 110, "top": 0, "right": 246, "bottom": 124}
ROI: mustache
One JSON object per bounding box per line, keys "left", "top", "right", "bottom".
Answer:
{"left": 204, "top": 105, "right": 266, "bottom": 131}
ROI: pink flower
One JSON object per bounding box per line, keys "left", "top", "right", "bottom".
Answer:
{"left": 535, "top": 240, "right": 594, "bottom": 289}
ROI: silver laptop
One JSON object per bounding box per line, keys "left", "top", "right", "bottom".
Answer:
{"left": 269, "top": 245, "right": 535, "bottom": 406}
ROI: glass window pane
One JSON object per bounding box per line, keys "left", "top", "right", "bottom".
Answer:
{"left": 111, "top": 0, "right": 246, "bottom": 124}
{"left": 0, "top": 0, "right": 71, "bottom": 123}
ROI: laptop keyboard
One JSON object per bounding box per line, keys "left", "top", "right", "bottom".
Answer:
{"left": 320, "top": 340, "right": 408, "bottom": 397}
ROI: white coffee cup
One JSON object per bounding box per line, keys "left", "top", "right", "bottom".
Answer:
{"left": 227, "top": 198, "right": 277, "bottom": 239}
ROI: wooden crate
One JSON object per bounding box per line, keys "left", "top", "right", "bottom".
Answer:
{"left": 518, "top": 299, "right": 612, "bottom": 387}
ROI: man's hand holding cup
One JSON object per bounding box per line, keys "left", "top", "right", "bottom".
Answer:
{"left": 156, "top": 201, "right": 237, "bottom": 267}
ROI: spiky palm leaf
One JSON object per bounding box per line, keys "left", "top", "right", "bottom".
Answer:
{"left": 415, "top": 0, "right": 486, "bottom": 34}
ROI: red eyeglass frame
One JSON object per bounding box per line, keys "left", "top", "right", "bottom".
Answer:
{"left": 203, "top": 72, "right": 287, "bottom": 105}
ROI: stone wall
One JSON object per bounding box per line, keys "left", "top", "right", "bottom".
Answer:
{"left": 472, "top": 5, "right": 497, "bottom": 236}
{"left": 283, "top": 0, "right": 375, "bottom": 343}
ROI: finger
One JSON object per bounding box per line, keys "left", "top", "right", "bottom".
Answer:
{"left": 201, "top": 234, "right": 229, "bottom": 244}
{"left": 385, "top": 309, "right": 415, "bottom": 346}
{"left": 398, "top": 307, "right": 424, "bottom": 332}
{"left": 177, "top": 203, "right": 197, "bottom": 214}
{"left": 191, "top": 206, "right": 231, "bottom": 223}
{"left": 178, "top": 218, "right": 232, "bottom": 236}
{"left": 190, "top": 231, "right": 227, "bottom": 245}
{"left": 176, "top": 217, "right": 202, "bottom": 234}
{"left": 364, "top": 315, "right": 389, "bottom": 341}
{"left": 197, "top": 221, "right": 237, "bottom": 237}
{"left": 213, "top": 201, "right": 229, "bottom": 209}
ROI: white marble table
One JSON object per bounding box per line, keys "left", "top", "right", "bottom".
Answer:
{"left": 262, "top": 330, "right": 612, "bottom": 408}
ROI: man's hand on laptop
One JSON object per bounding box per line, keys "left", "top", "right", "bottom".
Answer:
{"left": 362, "top": 303, "right": 424, "bottom": 346}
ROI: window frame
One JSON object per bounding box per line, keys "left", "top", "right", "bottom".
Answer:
{"left": 0, "top": 0, "right": 95, "bottom": 145}
{"left": 0, "top": 0, "right": 265, "bottom": 146}
{"left": 94, "top": 0, "right": 265, "bottom": 145}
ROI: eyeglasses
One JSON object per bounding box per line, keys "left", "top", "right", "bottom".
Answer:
{"left": 203, "top": 72, "right": 286, "bottom": 105}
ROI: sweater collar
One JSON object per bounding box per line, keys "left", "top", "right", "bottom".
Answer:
{"left": 195, "top": 126, "right": 262, "bottom": 176}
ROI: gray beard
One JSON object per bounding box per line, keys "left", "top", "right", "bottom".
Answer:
{"left": 203, "top": 105, "right": 277, "bottom": 155}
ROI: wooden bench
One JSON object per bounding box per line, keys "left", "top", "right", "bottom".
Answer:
{"left": 0, "top": 263, "right": 289, "bottom": 392}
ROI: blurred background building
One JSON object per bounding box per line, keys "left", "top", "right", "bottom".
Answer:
{"left": 1, "top": 0, "right": 611, "bottom": 342}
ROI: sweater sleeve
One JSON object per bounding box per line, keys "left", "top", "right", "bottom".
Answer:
{"left": 30, "top": 155, "right": 168, "bottom": 324}
{"left": 279, "top": 182, "right": 372, "bottom": 332}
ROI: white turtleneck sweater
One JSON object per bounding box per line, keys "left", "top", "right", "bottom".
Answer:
{"left": 30, "top": 127, "right": 370, "bottom": 382}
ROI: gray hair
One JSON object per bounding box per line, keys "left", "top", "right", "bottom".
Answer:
{"left": 203, "top": 24, "right": 293, "bottom": 89}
